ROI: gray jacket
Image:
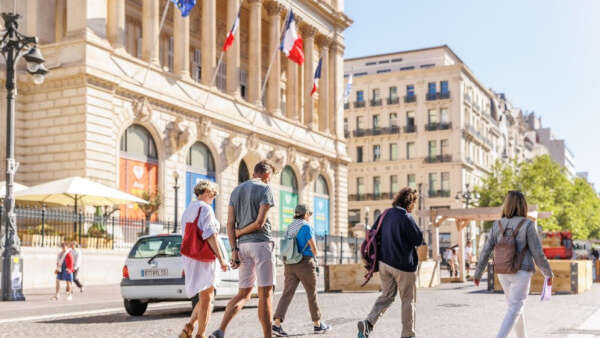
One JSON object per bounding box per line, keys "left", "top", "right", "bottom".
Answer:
{"left": 474, "top": 216, "right": 553, "bottom": 280}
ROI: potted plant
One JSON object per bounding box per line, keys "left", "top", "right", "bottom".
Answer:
{"left": 136, "top": 190, "right": 162, "bottom": 235}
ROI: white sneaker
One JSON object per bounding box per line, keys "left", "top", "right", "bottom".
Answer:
{"left": 50, "top": 294, "right": 59, "bottom": 301}
{"left": 66, "top": 293, "right": 73, "bottom": 301}
{"left": 80, "top": 287, "right": 84, "bottom": 293}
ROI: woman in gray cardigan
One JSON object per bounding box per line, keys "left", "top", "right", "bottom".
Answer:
{"left": 474, "top": 191, "right": 553, "bottom": 338}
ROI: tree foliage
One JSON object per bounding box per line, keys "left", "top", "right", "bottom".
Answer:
{"left": 476, "top": 155, "right": 600, "bottom": 239}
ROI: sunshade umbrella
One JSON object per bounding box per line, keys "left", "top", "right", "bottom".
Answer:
{"left": 0, "top": 181, "right": 28, "bottom": 199}
{"left": 15, "top": 176, "right": 148, "bottom": 210}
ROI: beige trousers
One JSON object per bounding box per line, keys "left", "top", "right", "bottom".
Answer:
{"left": 367, "top": 261, "right": 417, "bottom": 337}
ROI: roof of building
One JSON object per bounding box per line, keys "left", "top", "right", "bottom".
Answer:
{"left": 344, "top": 44, "right": 465, "bottom": 65}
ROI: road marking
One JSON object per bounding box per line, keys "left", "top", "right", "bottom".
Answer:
{"left": 0, "top": 302, "right": 184, "bottom": 324}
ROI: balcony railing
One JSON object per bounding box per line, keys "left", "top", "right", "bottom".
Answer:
{"left": 426, "top": 92, "right": 438, "bottom": 101}
{"left": 440, "top": 91, "right": 450, "bottom": 99}
{"left": 473, "top": 103, "right": 481, "bottom": 111}
{"left": 353, "top": 129, "right": 368, "bottom": 137}
{"left": 429, "top": 190, "right": 451, "bottom": 198}
{"left": 344, "top": 102, "right": 350, "bottom": 109}
{"left": 403, "top": 125, "right": 417, "bottom": 133}
{"left": 370, "top": 99, "right": 383, "bottom": 107}
{"left": 344, "top": 130, "right": 350, "bottom": 138}
{"left": 348, "top": 194, "right": 367, "bottom": 201}
{"left": 348, "top": 126, "right": 400, "bottom": 138}
{"left": 404, "top": 95, "right": 416, "bottom": 103}
{"left": 354, "top": 101, "right": 366, "bottom": 108}
{"left": 425, "top": 122, "right": 452, "bottom": 131}
{"left": 348, "top": 193, "right": 391, "bottom": 201}
{"left": 464, "top": 93, "right": 471, "bottom": 103}
{"left": 464, "top": 124, "right": 493, "bottom": 148}
{"left": 387, "top": 97, "right": 400, "bottom": 105}
{"left": 424, "top": 154, "right": 453, "bottom": 163}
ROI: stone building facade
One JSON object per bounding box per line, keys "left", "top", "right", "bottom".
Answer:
{"left": 343, "top": 46, "right": 521, "bottom": 252}
{"left": 0, "top": 0, "right": 352, "bottom": 235}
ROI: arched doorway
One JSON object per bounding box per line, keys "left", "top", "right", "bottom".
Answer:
{"left": 279, "top": 166, "right": 298, "bottom": 232}
{"left": 313, "top": 175, "right": 330, "bottom": 236}
{"left": 186, "top": 142, "right": 216, "bottom": 209}
{"left": 238, "top": 160, "right": 250, "bottom": 184}
{"left": 119, "top": 124, "right": 158, "bottom": 219}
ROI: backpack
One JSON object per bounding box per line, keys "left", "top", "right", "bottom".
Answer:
{"left": 280, "top": 225, "right": 310, "bottom": 265}
{"left": 493, "top": 218, "right": 528, "bottom": 274}
{"left": 360, "top": 208, "right": 390, "bottom": 287}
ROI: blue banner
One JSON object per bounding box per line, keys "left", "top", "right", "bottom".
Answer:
{"left": 313, "top": 196, "right": 329, "bottom": 236}
{"left": 186, "top": 172, "right": 216, "bottom": 210}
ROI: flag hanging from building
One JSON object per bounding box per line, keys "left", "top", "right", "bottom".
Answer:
{"left": 280, "top": 10, "right": 304, "bottom": 65}
{"left": 222, "top": 9, "right": 240, "bottom": 52}
{"left": 171, "top": 0, "right": 196, "bottom": 17}
{"left": 311, "top": 58, "right": 322, "bottom": 96}
{"left": 344, "top": 74, "right": 353, "bottom": 103}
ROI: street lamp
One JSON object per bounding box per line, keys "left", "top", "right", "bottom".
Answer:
{"left": 364, "top": 206, "right": 370, "bottom": 234}
{"left": 455, "top": 183, "right": 479, "bottom": 209}
{"left": 1, "top": 12, "right": 47, "bottom": 301}
{"left": 173, "top": 171, "right": 180, "bottom": 234}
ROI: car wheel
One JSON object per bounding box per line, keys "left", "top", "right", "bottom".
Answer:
{"left": 124, "top": 299, "right": 148, "bottom": 316}
{"left": 191, "top": 294, "right": 199, "bottom": 310}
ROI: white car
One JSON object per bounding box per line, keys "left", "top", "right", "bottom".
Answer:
{"left": 120, "top": 233, "right": 239, "bottom": 316}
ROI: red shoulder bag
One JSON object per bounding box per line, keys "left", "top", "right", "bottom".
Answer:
{"left": 180, "top": 206, "right": 217, "bottom": 261}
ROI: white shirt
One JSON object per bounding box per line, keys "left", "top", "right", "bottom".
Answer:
{"left": 72, "top": 248, "right": 82, "bottom": 269}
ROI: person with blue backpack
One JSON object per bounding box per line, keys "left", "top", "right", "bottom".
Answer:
{"left": 272, "top": 204, "right": 332, "bottom": 336}
{"left": 357, "top": 188, "right": 424, "bottom": 338}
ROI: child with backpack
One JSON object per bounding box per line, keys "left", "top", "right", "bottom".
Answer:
{"left": 357, "top": 188, "right": 424, "bottom": 338}
{"left": 272, "top": 204, "right": 332, "bottom": 336}
{"left": 474, "top": 191, "right": 553, "bottom": 338}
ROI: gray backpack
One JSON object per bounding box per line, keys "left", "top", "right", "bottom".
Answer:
{"left": 280, "top": 227, "right": 310, "bottom": 265}
{"left": 493, "top": 219, "right": 528, "bottom": 274}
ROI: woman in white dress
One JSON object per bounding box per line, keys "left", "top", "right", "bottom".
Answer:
{"left": 180, "top": 181, "right": 228, "bottom": 338}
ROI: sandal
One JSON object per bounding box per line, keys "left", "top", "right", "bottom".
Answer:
{"left": 179, "top": 323, "right": 194, "bottom": 338}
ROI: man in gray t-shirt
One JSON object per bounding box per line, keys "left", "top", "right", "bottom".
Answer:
{"left": 229, "top": 178, "right": 274, "bottom": 243}
{"left": 212, "top": 160, "right": 277, "bottom": 338}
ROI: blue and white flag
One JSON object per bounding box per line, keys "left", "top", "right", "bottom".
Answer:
{"left": 171, "top": 0, "right": 196, "bottom": 17}
{"left": 343, "top": 74, "right": 353, "bottom": 103}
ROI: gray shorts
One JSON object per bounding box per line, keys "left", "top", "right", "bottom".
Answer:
{"left": 238, "top": 241, "right": 276, "bottom": 288}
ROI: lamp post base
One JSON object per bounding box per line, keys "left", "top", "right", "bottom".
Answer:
{"left": 1, "top": 254, "right": 26, "bottom": 301}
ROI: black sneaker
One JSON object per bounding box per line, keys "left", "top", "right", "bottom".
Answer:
{"left": 272, "top": 325, "right": 288, "bottom": 337}
{"left": 314, "top": 321, "right": 332, "bottom": 334}
{"left": 357, "top": 320, "right": 372, "bottom": 338}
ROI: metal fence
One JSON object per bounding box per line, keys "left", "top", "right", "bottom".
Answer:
{"left": 1, "top": 207, "right": 365, "bottom": 265}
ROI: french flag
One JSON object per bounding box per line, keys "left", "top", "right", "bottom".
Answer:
{"left": 280, "top": 10, "right": 304, "bottom": 65}
{"left": 222, "top": 10, "right": 240, "bottom": 52}
{"left": 311, "top": 58, "right": 322, "bottom": 96}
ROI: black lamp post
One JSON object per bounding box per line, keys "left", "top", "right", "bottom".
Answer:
{"left": 455, "top": 183, "right": 479, "bottom": 209}
{"left": 1, "top": 12, "right": 47, "bottom": 301}
{"left": 173, "top": 172, "right": 180, "bottom": 233}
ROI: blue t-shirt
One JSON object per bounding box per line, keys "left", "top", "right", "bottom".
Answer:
{"left": 296, "top": 224, "right": 314, "bottom": 257}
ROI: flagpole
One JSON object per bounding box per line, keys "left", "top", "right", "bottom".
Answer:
{"left": 259, "top": 10, "right": 291, "bottom": 105}
{"left": 141, "top": 0, "right": 171, "bottom": 86}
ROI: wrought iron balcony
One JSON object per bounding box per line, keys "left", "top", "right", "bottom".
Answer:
{"left": 424, "top": 154, "right": 453, "bottom": 164}
{"left": 387, "top": 97, "right": 400, "bottom": 105}
{"left": 344, "top": 130, "right": 350, "bottom": 138}
{"left": 353, "top": 129, "right": 368, "bottom": 137}
{"left": 429, "top": 190, "right": 451, "bottom": 198}
{"left": 344, "top": 102, "right": 350, "bottom": 109}
{"left": 464, "top": 93, "right": 471, "bottom": 103}
{"left": 440, "top": 91, "right": 450, "bottom": 99}
{"left": 354, "top": 101, "right": 366, "bottom": 108}
{"left": 426, "top": 92, "right": 438, "bottom": 101}
{"left": 425, "top": 122, "right": 452, "bottom": 131}
{"left": 404, "top": 95, "right": 416, "bottom": 103}
{"left": 403, "top": 125, "right": 417, "bottom": 133}
{"left": 370, "top": 99, "right": 383, "bottom": 107}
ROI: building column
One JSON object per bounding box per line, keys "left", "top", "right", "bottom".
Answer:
{"left": 142, "top": 0, "right": 160, "bottom": 64}
{"left": 107, "top": 0, "right": 126, "bottom": 50}
{"left": 55, "top": 0, "right": 67, "bottom": 42}
{"left": 301, "top": 25, "right": 317, "bottom": 128}
{"left": 173, "top": 10, "right": 190, "bottom": 79}
{"left": 265, "top": 2, "right": 283, "bottom": 115}
{"left": 201, "top": 0, "right": 216, "bottom": 86}
{"left": 247, "top": 0, "right": 263, "bottom": 105}
{"left": 286, "top": 58, "right": 298, "bottom": 120}
{"left": 66, "top": 0, "right": 107, "bottom": 38}
{"left": 331, "top": 40, "right": 344, "bottom": 139}
{"left": 226, "top": 0, "right": 241, "bottom": 97}
{"left": 317, "top": 36, "right": 330, "bottom": 133}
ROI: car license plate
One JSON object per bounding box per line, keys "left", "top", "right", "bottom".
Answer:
{"left": 141, "top": 268, "right": 168, "bottom": 277}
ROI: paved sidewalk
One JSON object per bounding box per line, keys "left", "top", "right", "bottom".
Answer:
{"left": 0, "top": 281, "right": 599, "bottom": 337}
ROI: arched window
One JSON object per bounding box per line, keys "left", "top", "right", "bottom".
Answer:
{"left": 280, "top": 166, "right": 298, "bottom": 192}
{"left": 238, "top": 160, "right": 250, "bottom": 184}
{"left": 120, "top": 124, "right": 157, "bottom": 161}
{"left": 187, "top": 142, "right": 215, "bottom": 175}
{"left": 119, "top": 124, "right": 158, "bottom": 219}
{"left": 313, "top": 175, "right": 330, "bottom": 236}
{"left": 314, "top": 175, "right": 329, "bottom": 195}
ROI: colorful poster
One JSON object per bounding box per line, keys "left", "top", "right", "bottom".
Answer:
{"left": 119, "top": 158, "right": 158, "bottom": 219}
{"left": 279, "top": 190, "right": 298, "bottom": 232}
{"left": 313, "top": 196, "right": 330, "bottom": 236}
{"left": 186, "top": 171, "right": 216, "bottom": 210}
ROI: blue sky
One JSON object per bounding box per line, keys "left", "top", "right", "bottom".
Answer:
{"left": 344, "top": 0, "right": 600, "bottom": 187}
